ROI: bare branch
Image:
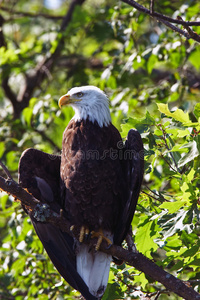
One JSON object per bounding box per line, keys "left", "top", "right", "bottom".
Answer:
{"left": 157, "top": 18, "right": 192, "bottom": 40}
{"left": 121, "top": 0, "right": 200, "bottom": 43}
{"left": 0, "top": 160, "right": 13, "bottom": 179}
{"left": 60, "top": 0, "right": 85, "bottom": 31}
{"left": 126, "top": 227, "right": 137, "bottom": 252}
{"left": 177, "top": 16, "right": 200, "bottom": 43}
{"left": 122, "top": 0, "right": 200, "bottom": 26}
{"left": 0, "top": 170, "right": 200, "bottom": 300}
{"left": 150, "top": 0, "right": 154, "bottom": 15}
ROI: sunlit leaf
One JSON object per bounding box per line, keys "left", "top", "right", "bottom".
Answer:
{"left": 157, "top": 103, "right": 190, "bottom": 124}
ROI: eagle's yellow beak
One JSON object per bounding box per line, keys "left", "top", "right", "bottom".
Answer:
{"left": 58, "top": 94, "right": 70, "bottom": 108}
{"left": 59, "top": 94, "right": 82, "bottom": 108}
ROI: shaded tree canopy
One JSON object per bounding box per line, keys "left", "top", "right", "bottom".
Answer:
{"left": 0, "top": 0, "right": 200, "bottom": 299}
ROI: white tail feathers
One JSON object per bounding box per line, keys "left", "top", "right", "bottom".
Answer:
{"left": 76, "top": 236, "right": 112, "bottom": 298}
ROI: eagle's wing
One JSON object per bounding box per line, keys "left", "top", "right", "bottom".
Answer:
{"left": 114, "top": 129, "right": 144, "bottom": 245}
{"left": 18, "top": 148, "right": 98, "bottom": 300}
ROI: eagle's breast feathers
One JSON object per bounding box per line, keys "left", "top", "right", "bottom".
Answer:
{"left": 60, "top": 118, "right": 125, "bottom": 232}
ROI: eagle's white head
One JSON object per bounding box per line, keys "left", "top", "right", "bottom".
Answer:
{"left": 59, "top": 86, "right": 111, "bottom": 127}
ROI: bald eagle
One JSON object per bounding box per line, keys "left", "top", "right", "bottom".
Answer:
{"left": 19, "top": 86, "right": 144, "bottom": 300}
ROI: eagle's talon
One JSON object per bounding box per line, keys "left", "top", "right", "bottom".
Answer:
{"left": 70, "top": 225, "right": 75, "bottom": 232}
{"left": 79, "top": 225, "right": 90, "bottom": 243}
{"left": 70, "top": 225, "right": 90, "bottom": 242}
{"left": 105, "top": 243, "right": 112, "bottom": 250}
{"left": 91, "top": 229, "right": 112, "bottom": 251}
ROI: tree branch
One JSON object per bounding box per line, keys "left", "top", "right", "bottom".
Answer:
{"left": 121, "top": 0, "right": 200, "bottom": 43}
{"left": 0, "top": 6, "right": 64, "bottom": 20}
{"left": 150, "top": 0, "right": 154, "bottom": 15}
{"left": 0, "top": 14, "right": 19, "bottom": 116}
{"left": 0, "top": 164, "right": 200, "bottom": 300}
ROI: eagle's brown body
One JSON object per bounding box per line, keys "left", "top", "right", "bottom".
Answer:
{"left": 60, "top": 119, "right": 125, "bottom": 234}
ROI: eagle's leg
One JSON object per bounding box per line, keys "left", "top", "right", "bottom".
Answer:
{"left": 91, "top": 229, "right": 112, "bottom": 251}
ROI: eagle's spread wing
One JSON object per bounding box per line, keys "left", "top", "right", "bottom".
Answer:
{"left": 18, "top": 148, "right": 98, "bottom": 300}
{"left": 114, "top": 129, "right": 144, "bottom": 245}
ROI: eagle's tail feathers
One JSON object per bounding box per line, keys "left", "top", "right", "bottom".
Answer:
{"left": 89, "top": 250, "right": 112, "bottom": 297}
{"left": 77, "top": 242, "right": 112, "bottom": 298}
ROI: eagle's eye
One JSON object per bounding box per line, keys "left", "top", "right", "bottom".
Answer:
{"left": 76, "top": 92, "right": 83, "bottom": 98}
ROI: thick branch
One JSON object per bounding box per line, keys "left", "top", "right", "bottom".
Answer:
{"left": 0, "top": 170, "right": 200, "bottom": 300}
{"left": 121, "top": 0, "right": 200, "bottom": 43}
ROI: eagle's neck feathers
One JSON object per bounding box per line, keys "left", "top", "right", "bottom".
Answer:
{"left": 72, "top": 101, "right": 111, "bottom": 128}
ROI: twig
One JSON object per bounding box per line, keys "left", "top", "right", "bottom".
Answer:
{"left": 0, "top": 160, "right": 13, "bottom": 179}
{"left": 160, "top": 154, "right": 178, "bottom": 173}
{"left": 153, "top": 289, "right": 169, "bottom": 300}
{"left": 150, "top": 0, "right": 154, "bottom": 15}
{"left": 157, "top": 124, "right": 182, "bottom": 173}
{"left": 142, "top": 190, "right": 162, "bottom": 202}
{"left": 121, "top": 0, "right": 200, "bottom": 26}
{"left": 157, "top": 18, "right": 191, "bottom": 40}
{"left": 60, "top": 0, "right": 85, "bottom": 31}
{"left": 177, "top": 16, "right": 200, "bottom": 43}
{"left": 121, "top": 0, "right": 200, "bottom": 43}
{"left": 126, "top": 227, "right": 137, "bottom": 252}
{"left": 142, "top": 188, "right": 169, "bottom": 203}
{"left": 0, "top": 6, "right": 64, "bottom": 20}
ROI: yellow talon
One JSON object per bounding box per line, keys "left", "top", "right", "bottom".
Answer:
{"left": 79, "top": 225, "right": 89, "bottom": 243}
{"left": 91, "top": 229, "right": 112, "bottom": 251}
{"left": 70, "top": 225, "right": 75, "bottom": 231}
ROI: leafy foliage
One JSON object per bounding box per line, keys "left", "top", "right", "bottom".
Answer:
{"left": 0, "top": 0, "right": 200, "bottom": 299}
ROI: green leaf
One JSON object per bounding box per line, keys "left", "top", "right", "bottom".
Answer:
{"left": 0, "top": 142, "right": 5, "bottom": 158}
{"left": 102, "top": 282, "right": 124, "bottom": 300}
{"left": 121, "top": 111, "right": 155, "bottom": 137}
{"left": 178, "top": 141, "right": 199, "bottom": 167}
{"left": 157, "top": 103, "right": 190, "bottom": 124}
{"left": 22, "top": 107, "right": 33, "bottom": 127}
{"left": 0, "top": 194, "right": 9, "bottom": 211}
{"left": 135, "top": 219, "right": 159, "bottom": 257}
{"left": 187, "top": 168, "right": 195, "bottom": 182}
{"left": 165, "top": 234, "right": 182, "bottom": 250}
{"left": 160, "top": 200, "right": 187, "bottom": 214}
{"left": 6, "top": 151, "right": 19, "bottom": 171}
{"left": 177, "top": 129, "right": 190, "bottom": 137}
{"left": 189, "top": 47, "right": 200, "bottom": 70}
{"left": 147, "top": 54, "right": 157, "bottom": 74}
{"left": 194, "top": 103, "right": 200, "bottom": 119}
